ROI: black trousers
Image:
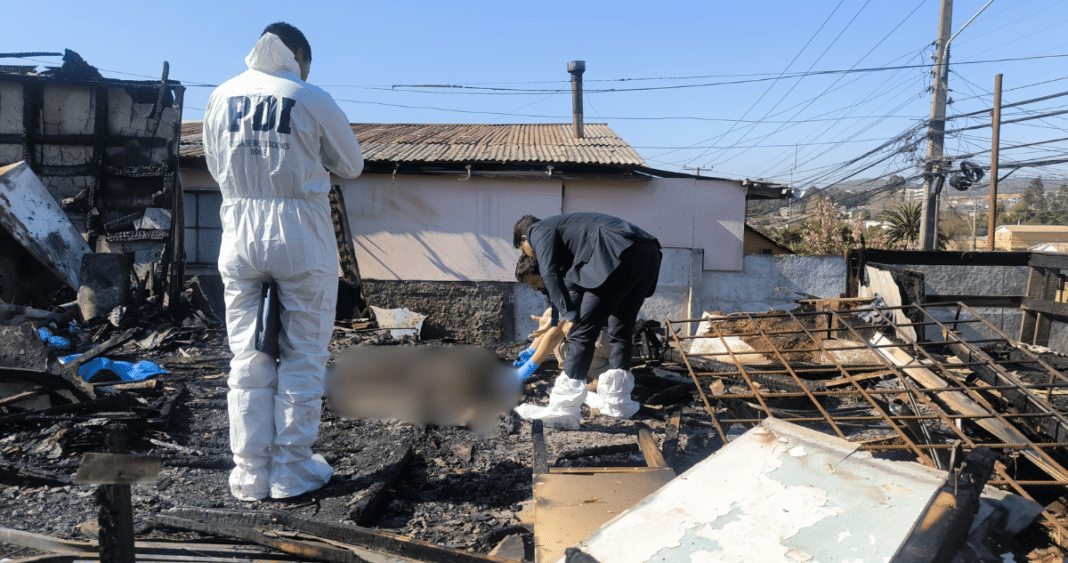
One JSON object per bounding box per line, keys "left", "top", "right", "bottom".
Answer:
{"left": 563, "top": 241, "right": 661, "bottom": 380}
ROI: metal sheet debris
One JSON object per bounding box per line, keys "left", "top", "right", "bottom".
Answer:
{"left": 0, "top": 161, "right": 92, "bottom": 290}
{"left": 569, "top": 418, "right": 948, "bottom": 563}
{"left": 370, "top": 306, "right": 427, "bottom": 339}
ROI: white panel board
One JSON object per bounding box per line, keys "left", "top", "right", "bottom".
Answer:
{"left": 570, "top": 417, "right": 946, "bottom": 563}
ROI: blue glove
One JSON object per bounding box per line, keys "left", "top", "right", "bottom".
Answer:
{"left": 513, "top": 347, "right": 536, "bottom": 366}
{"left": 516, "top": 360, "right": 540, "bottom": 382}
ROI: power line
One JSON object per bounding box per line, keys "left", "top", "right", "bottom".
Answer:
{"left": 944, "top": 108, "right": 1068, "bottom": 135}
{"left": 648, "top": 1, "right": 847, "bottom": 166}
{"left": 709, "top": 0, "right": 925, "bottom": 175}
{"left": 385, "top": 54, "right": 1068, "bottom": 95}
{"left": 694, "top": 0, "right": 875, "bottom": 169}
{"left": 947, "top": 87, "right": 1068, "bottom": 120}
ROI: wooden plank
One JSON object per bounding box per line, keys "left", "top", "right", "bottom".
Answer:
{"left": 1020, "top": 268, "right": 1046, "bottom": 344}
{"left": 635, "top": 423, "right": 670, "bottom": 469}
{"left": 155, "top": 508, "right": 518, "bottom": 563}
{"left": 547, "top": 467, "right": 668, "bottom": 474}
{"left": 271, "top": 511, "right": 519, "bottom": 563}
{"left": 149, "top": 513, "right": 371, "bottom": 563}
{"left": 824, "top": 370, "right": 896, "bottom": 388}
{"left": 66, "top": 328, "right": 139, "bottom": 376}
{"left": 871, "top": 334, "right": 1068, "bottom": 482}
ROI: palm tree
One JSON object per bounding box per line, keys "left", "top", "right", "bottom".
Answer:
{"left": 879, "top": 203, "right": 921, "bottom": 247}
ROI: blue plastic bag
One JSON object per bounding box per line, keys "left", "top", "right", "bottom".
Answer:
{"left": 76, "top": 357, "right": 168, "bottom": 383}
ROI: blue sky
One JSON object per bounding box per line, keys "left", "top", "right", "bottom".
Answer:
{"left": 6, "top": 0, "right": 1068, "bottom": 189}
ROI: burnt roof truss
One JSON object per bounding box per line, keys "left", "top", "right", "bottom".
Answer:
{"left": 666, "top": 301, "right": 1068, "bottom": 538}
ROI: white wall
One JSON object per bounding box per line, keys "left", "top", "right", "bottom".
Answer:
{"left": 339, "top": 174, "right": 561, "bottom": 281}
{"left": 338, "top": 174, "right": 747, "bottom": 282}
{"left": 564, "top": 177, "right": 745, "bottom": 271}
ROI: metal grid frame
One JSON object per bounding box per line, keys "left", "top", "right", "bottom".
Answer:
{"left": 666, "top": 301, "right": 1068, "bottom": 537}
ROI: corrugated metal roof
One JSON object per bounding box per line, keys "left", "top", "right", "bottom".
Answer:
{"left": 180, "top": 122, "right": 645, "bottom": 167}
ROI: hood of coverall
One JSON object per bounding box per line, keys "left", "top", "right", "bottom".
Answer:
{"left": 245, "top": 33, "right": 302, "bottom": 78}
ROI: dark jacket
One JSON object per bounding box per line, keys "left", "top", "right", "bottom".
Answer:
{"left": 526, "top": 213, "right": 660, "bottom": 317}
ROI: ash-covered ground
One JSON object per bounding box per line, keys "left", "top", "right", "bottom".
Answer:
{"left": 4, "top": 314, "right": 1068, "bottom": 562}
{"left": 0, "top": 327, "right": 723, "bottom": 560}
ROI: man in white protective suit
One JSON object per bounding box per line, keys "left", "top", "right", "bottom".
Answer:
{"left": 203, "top": 22, "right": 364, "bottom": 501}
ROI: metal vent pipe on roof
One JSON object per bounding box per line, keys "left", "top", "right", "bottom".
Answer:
{"left": 568, "top": 60, "right": 585, "bottom": 139}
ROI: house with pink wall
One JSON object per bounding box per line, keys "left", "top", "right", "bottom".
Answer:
{"left": 178, "top": 122, "right": 789, "bottom": 341}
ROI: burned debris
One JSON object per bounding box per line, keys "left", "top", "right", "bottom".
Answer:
{"left": 3, "top": 57, "right": 1068, "bottom": 563}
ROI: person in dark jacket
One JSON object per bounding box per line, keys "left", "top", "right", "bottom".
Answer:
{"left": 512, "top": 213, "right": 661, "bottom": 429}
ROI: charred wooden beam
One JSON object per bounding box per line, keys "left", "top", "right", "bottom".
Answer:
{"left": 893, "top": 448, "right": 997, "bottom": 562}
{"left": 0, "top": 366, "right": 94, "bottom": 403}
{"left": 532, "top": 420, "right": 549, "bottom": 475}
{"left": 91, "top": 380, "right": 161, "bottom": 392}
{"left": 0, "top": 387, "right": 49, "bottom": 409}
{"left": 945, "top": 340, "right": 1068, "bottom": 444}
{"left": 65, "top": 328, "right": 139, "bottom": 377}
{"left": 148, "top": 512, "right": 367, "bottom": 563}
{"left": 662, "top": 407, "right": 682, "bottom": 469}
{"left": 348, "top": 447, "right": 413, "bottom": 526}
{"left": 152, "top": 508, "right": 518, "bottom": 563}
{"left": 148, "top": 385, "right": 185, "bottom": 429}
{"left": 643, "top": 383, "right": 695, "bottom": 406}
{"left": 0, "top": 458, "right": 72, "bottom": 484}
{"left": 96, "top": 425, "right": 136, "bottom": 563}
{"left": 270, "top": 511, "right": 519, "bottom": 563}
{"left": 0, "top": 397, "right": 114, "bottom": 428}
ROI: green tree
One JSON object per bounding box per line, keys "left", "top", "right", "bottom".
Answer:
{"left": 972, "top": 201, "right": 1006, "bottom": 238}
{"left": 1049, "top": 182, "right": 1068, "bottom": 224}
{"left": 879, "top": 203, "right": 921, "bottom": 247}
{"left": 1006, "top": 177, "right": 1048, "bottom": 224}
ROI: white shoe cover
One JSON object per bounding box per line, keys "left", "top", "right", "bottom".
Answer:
{"left": 229, "top": 455, "right": 269, "bottom": 501}
{"left": 585, "top": 369, "right": 640, "bottom": 419}
{"left": 514, "top": 374, "right": 587, "bottom": 430}
{"left": 270, "top": 453, "right": 333, "bottom": 499}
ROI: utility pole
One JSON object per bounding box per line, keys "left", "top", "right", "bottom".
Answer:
{"left": 919, "top": 0, "right": 953, "bottom": 251}
{"left": 987, "top": 74, "right": 1002, "bottom": 251}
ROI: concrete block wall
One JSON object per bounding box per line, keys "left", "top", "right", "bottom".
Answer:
{"left": 697, "top": 255, "right": 847, "bottom": 316}
{"left": 192, "top": 255, "right": 1068, "bottom": 354}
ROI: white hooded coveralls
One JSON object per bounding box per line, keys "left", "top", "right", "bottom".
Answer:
{"left": 203, "top": 33, "right": 363, "bottom": 500}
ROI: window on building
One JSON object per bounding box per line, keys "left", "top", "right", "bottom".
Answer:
{"left": 761, "top": 248, "right": 774, "bottom": 255}
{"left": 183, "top": 191, "right": 222, "bottom": 265}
